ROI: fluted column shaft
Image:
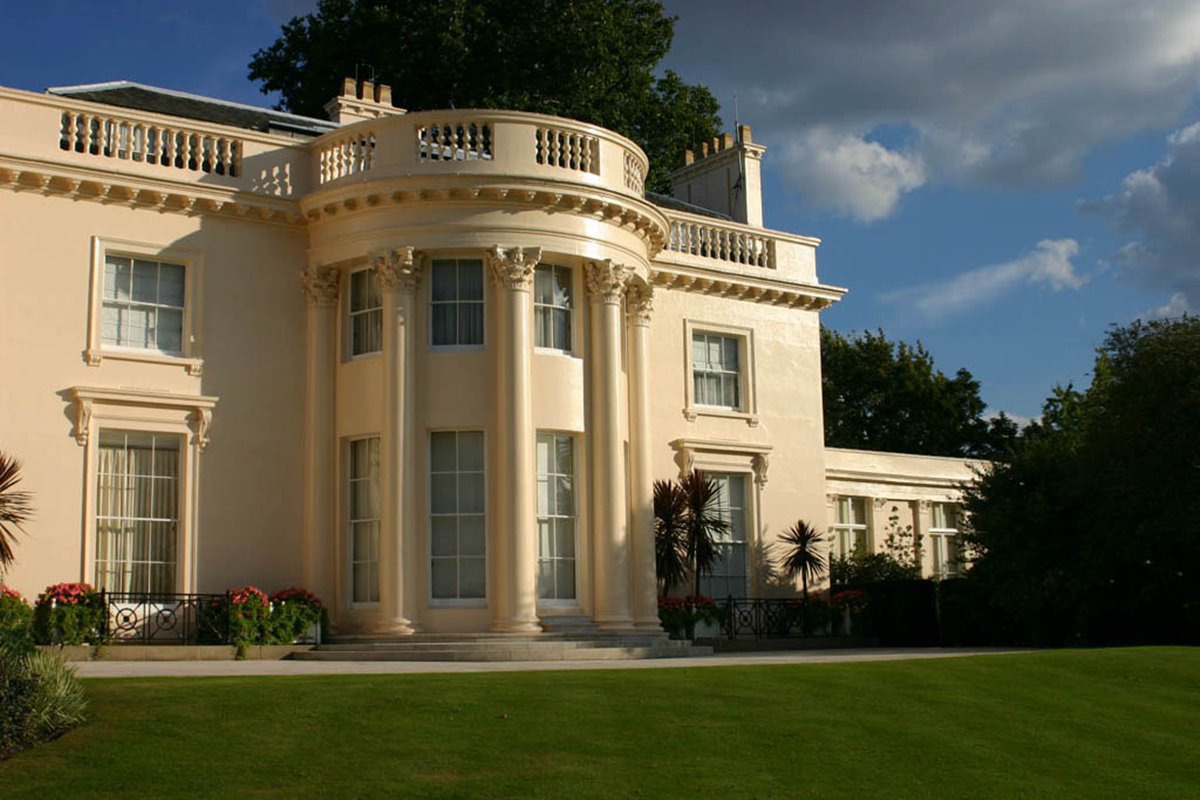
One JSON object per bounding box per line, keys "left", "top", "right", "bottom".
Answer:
{"left": 375, "top": 248, "right": 421, "bottom": 635}
{"left": 301, "top": 268, "right": 339, "bottom": 609}
{"left": 488, "top": 246, "right": 542, "bottom": 633}
{"left": 626, "top": 283, "right": 661, "bottom": 629}
{"left": 587, "top": 260, "right": 634, "bottom": 630}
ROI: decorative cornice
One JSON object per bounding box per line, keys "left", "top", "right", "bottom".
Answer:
{"left": 626, "top": 282, "right": 654, "bottom": 325}
{"left": 300, "top": 267, "right": 340, "bottom": 307}
{"left": 299, "top": 179, "right": 669, "bottom": 256}
{"left": 0, "top": 161, "right": 303, "bottom": 227}
{"left": 586, "top": 259, "right": 632, "bottom": 305}
{"left": 486, "top": 246, "right": 541, "bottom": 291}
{"left": 650, "top": 265, "right": 845, "bottom": 311}
{"left": 372, "top": 246, "right": 421, "bottom": 293}
{"left": 668, "top": 438, "right": 773, "bottom": 481}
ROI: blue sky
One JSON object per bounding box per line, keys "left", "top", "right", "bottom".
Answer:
{"left": 3, "top": 1, "right": 1196, "bottom": 419}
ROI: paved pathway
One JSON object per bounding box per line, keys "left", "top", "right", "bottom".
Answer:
{"left": 75, "top": 647, "right": 1032, "bottom": 678}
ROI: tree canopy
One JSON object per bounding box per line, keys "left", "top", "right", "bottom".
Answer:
{"left": 820, "top": 327, "right": 1018, "bottom": 458}
{"left": 963, "top": 316, "right": 1200, "bottom": 646}
{"left": 248, "top": 0, "right": 722, "bottom": 192}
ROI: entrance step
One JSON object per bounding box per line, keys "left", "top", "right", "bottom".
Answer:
{"left": 292, "top": 633, "right": 711, "bottom": 662}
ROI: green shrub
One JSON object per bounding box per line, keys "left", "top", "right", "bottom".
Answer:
{"left": 0, "top": 651, "right": 36, "bottom": 759}
{"left": 267, "top": 587, "right": 326, "bottom": 644}
{"left": 0, "top": 586, "right": 32, "bottom": 632}
{"left": 31, "top": 583, "right": 106, "bottom": 645}
{"left": 221, "top": 586, "right": 270, "bottom": 657}
{"left": 25, "top": 650, "right": 87, "bottom": 740}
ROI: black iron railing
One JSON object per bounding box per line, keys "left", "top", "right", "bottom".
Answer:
{"left": 101, "top": 591, "right": 231, "bottom": 645}
{"left": 720, "top": 597, "right": 813, "bottom": 640}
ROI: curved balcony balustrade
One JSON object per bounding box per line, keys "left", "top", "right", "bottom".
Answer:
{"left": 311, "top": 110, "right": 649, "bottom": 201}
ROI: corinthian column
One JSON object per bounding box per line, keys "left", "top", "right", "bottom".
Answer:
{"left": 626, "top": 282, "right": 661, "bottom": 630}
{"left": 587, "top": 259, "right": 634, "bottom": 631}
{"left": 374, "top": 247, "right": 422, "bottom": 635}
{"left": 301, "top": 268, "right": 339, "bottom": 611}
{"left": 487, "top": 246, "right": 542, "bottom": 633}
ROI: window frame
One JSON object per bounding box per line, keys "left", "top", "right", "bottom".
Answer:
{"left": 929, "top": 502, "right": 961, "bottom": 579}
{"left": 72, "top": 386, "right": 215, "bottom": 597}
{"left": 533, "top": 264, "right": 575, "bottom": 355}
{"left": 698, "top": 472, "right": 750, "bottom": 600}
{"left": 93, "top": 429, "right": 184, "bottom": 596}
{"left": 536, "top": 431, "right": 578, "bottom": 604}
{"left": 832, "top": 496, "right": 871, "bottom": 558}
{"left": 682, "top": 320, "right": 757, "bottom": 426}
{"left": 427, "top": 429, "right": 488, "bottom": 606}
{"left": 86, "top": 236, "right": 203, "bottom": 375}
{"left": 347, "top": 436, "right": 382, "bottom": 607}
{"left": 429, "top": 258, "right": 486, "bottom": 351}
{"left": 346, "top": 267, "right": 383, "bottom": 360}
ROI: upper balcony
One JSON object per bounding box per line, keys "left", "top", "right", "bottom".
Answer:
{"left": 310, "top": 109, "right": 648, "bottom": 201}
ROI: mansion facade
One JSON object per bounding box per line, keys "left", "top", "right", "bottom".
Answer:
{"left": 0, "top": 78, "right": 978, "bottom": 634}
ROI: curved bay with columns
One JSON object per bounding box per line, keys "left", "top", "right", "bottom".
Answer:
{"left": 298, "top": 148, "right": 664, "bottom": 634}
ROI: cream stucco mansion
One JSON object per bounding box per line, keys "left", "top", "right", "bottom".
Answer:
{"left": 0, "top": 79, "right": 978, "bottom": 635}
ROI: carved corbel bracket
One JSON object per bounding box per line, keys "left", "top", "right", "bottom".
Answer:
{"left": 73, "top": 398, "right": 93, "bottom": 446}
{"left": 751, "top": 453, "right": 769, "bottom": 487}
{"left": 189, "top": 408, "right": 213, "bottom": 452}
{"left": 671, "top": 442, "right": 695, "bottom": 480}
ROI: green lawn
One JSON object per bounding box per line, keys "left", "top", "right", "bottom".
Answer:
{"left": 2, "top": 648, "right": 1197, "bottom": 798}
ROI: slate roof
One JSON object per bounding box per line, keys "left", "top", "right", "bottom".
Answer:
{"left": 645, "top": 191, "right": 732, "bottom": 221}
{"left": 46, "top": 81, "right": 337, "bottom": 137}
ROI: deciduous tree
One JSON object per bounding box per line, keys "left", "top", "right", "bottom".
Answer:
{"left": 248, "top": 0, "right": 721, "bottom": 191}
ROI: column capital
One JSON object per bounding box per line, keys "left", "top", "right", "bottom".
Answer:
{"left": 300, "top": 267, "right": 339, "bottom": 307}
{"left": 487, "top": 245, "right": 541, "bottom": 291}
{"left": 372, "top": 246, "right": 422, "bottom": 293}
{"left": 586, "top": 259, "right": 632, "bottom": 305}
{"left": 626, "top": 282, "right": 654, "bottom": 325}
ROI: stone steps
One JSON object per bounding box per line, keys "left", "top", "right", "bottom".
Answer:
{"left": 292, "top": 633, "right": 711, "bottom": 662}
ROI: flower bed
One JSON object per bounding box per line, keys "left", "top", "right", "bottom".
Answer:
{"left": 31, "top": 583, "right": 106, "bottom": 646}
{"left": 658, "top": 594, "right": 726, "bottom": 640}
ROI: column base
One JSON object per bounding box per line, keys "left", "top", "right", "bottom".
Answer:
{"left": 633, "top": 617, "right": 664, "bottom": 632}
{"left": 490, "top": 617, "right": 543, "bottom": 634}
{"left": 374, "top": 618, "right": 418, "bottom": 636}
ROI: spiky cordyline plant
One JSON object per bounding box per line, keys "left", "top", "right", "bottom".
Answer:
{"left": 779, "top": 519, "right": 828, "bottom": 604}
{"left": 0, "top": 452, "right": 32, "bottom": 570}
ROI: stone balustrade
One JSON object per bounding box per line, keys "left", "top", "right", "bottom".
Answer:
{"left": 0, "top": 88, "right": 310, "bottom": 201}
{"left": 312, "top": 110, "right": 649, "bottom": 201}
{"left": 665, "top": 212, "right": 776, "bottom": 268}
{"left": 318, "top": 131, "right": 376, "bottom": 183}
{"left": 59, "top": 109, "right": 242, "bottom": 176}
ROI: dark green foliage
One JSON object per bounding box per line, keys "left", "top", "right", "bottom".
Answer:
{"left": 248, "top": 0, "right": 722, "bottom": 192}
{"left": 31, "top": 594, "right": 106, "bottom": 647}
{"left": 821, "top": 327, "right": 1018, "bottom": 457}
{"left": 0, "top": 648, "right": 87, "bottom": 761}
{"left": 0, "top": 453, "right": 32, "bottom": 568}
{"left": 852, "top": 580, "right": 938, "bottom": 646}
{"left": 965, "top": 316, "right": 1200, "bottom": 646}
{"left": 652, "top": 470, "right": 729, "bottom": 595}
{"left": 652, "top": 479, "right": 688, "bottom": 594}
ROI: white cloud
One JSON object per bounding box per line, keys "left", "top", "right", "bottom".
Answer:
{"left": 1082, "top": 122, "right": 1200, "bottom": 308}
{"left": 663, "top": 0, "right": 1200, "bottom": 219}
{"left": 778, "top": 130, "right": 925, "bottom": 222}
{"left": 881, "top": 239, "right": 1085, "bottom": 318}
{"left": 1144, "top": 292, "right": 1192, "bottom": 320}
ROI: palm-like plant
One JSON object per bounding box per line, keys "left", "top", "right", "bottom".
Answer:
{"left": 779, "top": 519, "right": 827, "bottom": 631}
{"left": 680, "top": 470, "right": 730, "bottom": 597}
{"left": 653, "top": 470, "right": 731, "bottom": 597}
{"left": 653, "top": 479, "right": 689, "bottom": 595}
{"left": 0, "top": 453, "right": 32, "bottom": 571}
